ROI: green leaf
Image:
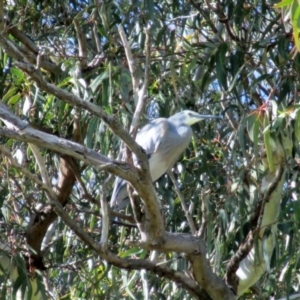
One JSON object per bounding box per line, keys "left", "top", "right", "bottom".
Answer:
{"left": 263, "top": 116, "right": 274, "bottom": 172}
{"left": 2, "top": 87, "right": 19, "bottom": 103}
{"left": 102, "top": 78, "right": 109, "bottom": 107}
{"left": 186, "top": 56, "right": 198, "bottom": 75}
{"left": 57, "top": 76, "right": 72, "bottom": 87}
{"left": 291, "top": 0, "right": 300, "bottom": 51}
{"left": 146, "top": 0, "right": 154, "bottom": 18}
{"left": 238, "top": 115, "right": 250, "bottom": 159}
{"left": 274, "top": 0, "right": 293, "bottom": 8}
{"left": 90, "top": 71, "right": 109, "bottom": 93}
{"left": 250, "top": 116, "right": 260, "bottom": 159}
{"left": 8, "top": 93, "right": 21, "bottom": 105}
{"left": 228, "top": 63, "right": 246, "bottom": 93}
{"left": 86, "top": 117, "right": 99, "bottom": 149}
{"left": 119, "top": 247, "right": 144, "bottom": 258}
{"left": 12, "top": 273, "right": 25, "bottom": 298}
{"left": 156, "top": 25, "right": 167, "bottom": 46}
{"left": 216, "top": 43, "right": 228, "bottom": 90}
{"left": 295, "top": 109, "right": 300, "bottom": 142}
{"left": 10, "top": 67, "right": 25, "bottom": 80}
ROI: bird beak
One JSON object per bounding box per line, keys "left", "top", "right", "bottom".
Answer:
{"left": 198, "top": 114, "right": 222, "bottom": 120}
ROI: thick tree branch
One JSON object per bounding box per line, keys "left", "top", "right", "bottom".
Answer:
{"left": 51, "top": 199, "right": 214, "bottom": 299}
{"left": 188, "top": 252, "right": 236, "bottom": 300}
{"left": 0, "top": 103, "right": 136, "bottom": 182}
{"left": 0, "top": 101, "right": 165, "bottom": 242}
{"left": 2, "top": 162, "right": 208, "bottom": 300}
{"left": 7, "top": 25, "right": 39, "bottom": 54}
{"left": 3, "top": 27, "right": 57, "bottom": 74}
{"left": 0, "top": 33, "right": 143, "bottom": 160}
{"left": 0, "top": 111, "right": 234, "bottom": 299}
{"left": 127, "top": 233, "right": 235, "bottom": 299}
{"left": 0, "top": 35, "right": 165, "bottom": 241}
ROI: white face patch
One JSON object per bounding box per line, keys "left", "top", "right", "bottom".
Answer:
{"left": 184, "top": 112, "right": 204, "bottom": 126}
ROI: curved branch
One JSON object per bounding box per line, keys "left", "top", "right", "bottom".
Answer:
{"left": 49, "top": 192, "right": 213, "bottom": 300}
{"left": 226, "top": 135, "right": 291, "bottom": 295}
{"left": 0, "top": 101, "right": 164, "bottom": 243}
{"left": 0, "top": 153, "right": 209, "bottom": 300}
{"left": 0, "top": 33, "right": 143, "bottom": 161}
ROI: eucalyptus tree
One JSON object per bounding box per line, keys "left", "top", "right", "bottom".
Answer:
{"left": 0, "top": 0, "right": 299, "bottom": 299}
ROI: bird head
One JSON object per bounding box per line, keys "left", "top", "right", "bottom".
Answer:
{"left": 170, "top": 110, "right": 221, "bottom": 126}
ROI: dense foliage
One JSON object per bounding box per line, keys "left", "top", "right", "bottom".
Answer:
{"left": 0, "top": 0, "right": 300, "bottom": 299}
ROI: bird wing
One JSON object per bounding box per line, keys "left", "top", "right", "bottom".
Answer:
{"left": 111, "top": 118, "right": 192, "bottom": 209}
{"left": 110, "top": 118, "right": 168, "bottom": 209}
{"left": 136, "top": 118, "right": 192, "bottom": 181}
{"left": 135, "top": 118, "right": 168, "bottom": 155}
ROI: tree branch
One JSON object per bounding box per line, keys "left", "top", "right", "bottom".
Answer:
{"left": 0, "top": 33, "right": 143, "bottom": 159}
{"left": 23, "top": 178, "right": 210, "bottom": 299}
{"left": 0, "top": 100, "right": 165, "bottom": 243}
{"left": 73, "top": 18, "right": 88, "bottom": 68}
{"left": 129, "top": 26, "right": 151, "bottom": 137}
{"left": 7, "top": 25, "right": 39, "bottom": 54}
{"left": 226, "top": 136, "right": 289, "bottom": 295}
{"left": 28, "top": 144, "right": 51, "bottom": 186}
{"left": 118, "top": 25, "right": 139, "bottom": 94}
{"left": 0, "top": 104, "right": 135, "bottom": 182}
{"left": 100, "top": 175, "right": 111, "bottom": 250}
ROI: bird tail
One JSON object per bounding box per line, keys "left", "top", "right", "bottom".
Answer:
{"left": 110, "top": 177, "right": 129, "bottom": 210}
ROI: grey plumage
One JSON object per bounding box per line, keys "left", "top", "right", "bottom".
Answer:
{"left": 110, "top": 110, "right": 220, "bottom": 210}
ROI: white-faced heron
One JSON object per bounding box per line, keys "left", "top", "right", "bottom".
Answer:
{"left": 111, "top": 110, "right": 220, "bottom": 210}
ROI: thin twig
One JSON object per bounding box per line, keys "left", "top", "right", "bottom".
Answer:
{"left": 29, "top": 144, "right": 51, "bottom": 187}
{"left": 130, "top": 26, "right": 151, "bottom": 137}
{"left": 0, "top": 144, "right": 56, "bottom": 200}
{"left": 100, "top": 174, "right": 111, "bottom": 249}
{"left": 167, "top": 12, "right": 199, "bottom": 22}
{"left": 197, "top": 188, "right": 209, "bottom": 238}
{"left": 73, "top": 18, "right": 88, "bottom": 68}
{"left": 220, "top": 93, "right": 238, "bottom": 131}
{"left": 168, "top": 170, "right": 196, "bottom": 235}
{"left": 118, "top": 25, "right": 139, "bottom": 93}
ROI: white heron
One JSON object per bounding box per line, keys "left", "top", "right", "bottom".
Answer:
{"left": 111, "top": 110, "right": 220, "bottom": 210}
